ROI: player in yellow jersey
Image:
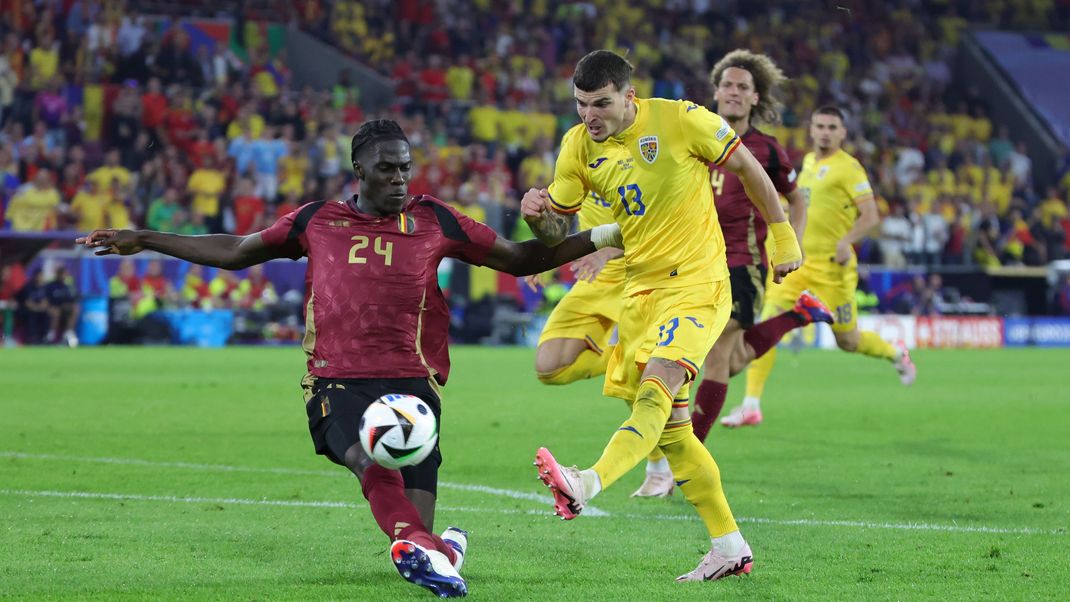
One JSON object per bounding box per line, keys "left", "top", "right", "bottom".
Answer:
{"left": 522, "top": 50, "right": 803, "bottom": 582}
{"left": 729, "top": 106, "right": 917, "bottom": 427}
{"left": 530, "top": 190, "right": 625, "bottom": 389}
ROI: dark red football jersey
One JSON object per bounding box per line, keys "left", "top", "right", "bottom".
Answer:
{"left": 709, "top": 127, "right": 797, "bottom": 269}
{"left": 260, "top": 194, "right": 498, "bottom": 384}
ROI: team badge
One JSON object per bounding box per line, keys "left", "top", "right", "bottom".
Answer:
{"left": 397, "top": 212, "right": 416, "bottom": 234}
{"left": 817, "top": 166, "right": 830, "bottom": 179}
{"left": 638, "top": 135, "right": 659, "bottom": 164}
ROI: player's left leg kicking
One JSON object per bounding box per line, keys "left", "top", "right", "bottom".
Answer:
{"left": 534, "top": 274, "right": 676, "bottom": 498}
{"left": 535, "top": 283, "right": 755, "bottom": 581}
{"left": 304, "top": 376, "right": 468, "bottom": 597}
{"left": 534, "top": 276, "right": 622, "bottom": 387}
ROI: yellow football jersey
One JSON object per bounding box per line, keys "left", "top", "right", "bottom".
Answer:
{"left": 548, "top": 97, "right": 741, "bottom": 295}
{"left": 577, "top": 190, "right": 626, "bottom": 282}
{"left": 797, "top": 149, "right": 873, "bottom": 256}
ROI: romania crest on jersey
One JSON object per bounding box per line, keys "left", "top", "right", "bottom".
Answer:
{"left": 638, "top": 135, "right": 659, "bottom": 164}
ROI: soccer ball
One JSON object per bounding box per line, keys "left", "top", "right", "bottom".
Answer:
{"left": 359, "top": 394, "right": 438, "bottom": 470}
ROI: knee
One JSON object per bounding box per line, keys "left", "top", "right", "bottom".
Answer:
{"left": 534, "top": 345, "right": 569, "bottom": 379}
{"left": 344, "top": 444, "right": 377, "bottom": 480}
{"left": 835, "top": 334, "right": 859, "bottom": 352}
{"left": 727, "top": 348, "right": 749, "bottom": 377}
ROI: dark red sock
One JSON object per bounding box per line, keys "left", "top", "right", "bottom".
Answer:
{"left": 361, "top": 464, "right": 456, "bottom": 564}
{"left": 692, "top": 380, "right": 728, "bottom": 442}
{"left": 744, "top": 311, "right": 802, "bottom": 358}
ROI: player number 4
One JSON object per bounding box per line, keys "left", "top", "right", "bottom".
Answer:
{"left": 710, "top": 171, "right": 725, "bottom": 197}
{"left": 348, "top": 235, "right": 394, "bottom": 266}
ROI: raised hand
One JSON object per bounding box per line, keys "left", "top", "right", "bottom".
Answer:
{"left": 520, "top": 187, "right": 551, "bottom": 220}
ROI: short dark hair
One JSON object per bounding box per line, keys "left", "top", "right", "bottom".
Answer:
{"left": 351, "top": 119, "right": 409, "bottom": 164}
{"left": 573, "top": 50, "right": 633, "bottom": 93}
{"left": 813, "top": 105, "right": 846, "bottom": 123}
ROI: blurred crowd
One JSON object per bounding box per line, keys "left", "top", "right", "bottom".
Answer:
{"left": 0, "top": 256, "right": 300, "bottom": 345}
{"left": 1, "top": 0, "right": 1070, "bottom": 275}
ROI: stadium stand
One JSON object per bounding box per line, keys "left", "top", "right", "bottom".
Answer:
{"left": 2, "top": 0, "right": 1070, "bottom": 346}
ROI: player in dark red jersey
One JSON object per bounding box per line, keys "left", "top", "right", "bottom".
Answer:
{"left": 77, "top": 119, "right": 622, "bottom": 598}
{"left": 694, "top": 50, "right": 833, "bottom": 436}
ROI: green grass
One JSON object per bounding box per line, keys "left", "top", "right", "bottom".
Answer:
{"left": 1, "top": 346, "right": 1067, "bottom": 600}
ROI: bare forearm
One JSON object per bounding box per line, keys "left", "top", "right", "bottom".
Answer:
{"left": 497, "top": 231, "right": 597, "bottom": 276}
{"left": 840, "top": 212, "right": 879, "bottom": 246}
{"left": 136, "top": 231, "right": 246, "bottom": 269}
{"left": 526, "top": 211, "right": 572, "bottom": 246}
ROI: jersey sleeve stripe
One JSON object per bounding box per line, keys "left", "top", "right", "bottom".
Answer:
{"left": 427, "top": 201, "right": 472, "bottom": 242}
{"left": 712, "top": 136, "right": 742, "bottom": 166}
{"left": 286, "top": 200, "right": 327, "bottom": 240}
{"left": 548, "top": 192, "right": 582, "bottom": 214}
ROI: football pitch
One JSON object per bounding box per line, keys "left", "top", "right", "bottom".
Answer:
{"left": 2, "top": 346, "right": 1067, "bottom": 600}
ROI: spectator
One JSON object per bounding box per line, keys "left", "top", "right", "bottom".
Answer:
{"left": 16, "top": 270, "right": 50, "bottom": 344}
{"left": 141, "top": 77, "right": 168, "bottom": 132}
{"left": 920, "top": 202, "right": 950, "bottom": 266}
{"left": 278, "top": 139, "right": 308, "bottom": 198}
{"left": 1007, "top": 141, "right": 1032, "bottom": 186}
{"left": 28, "top": 30, "right": 59, "bottom": 92}
{"left": 6, "top": 169, "right": 60, "bottom": 231}
{"left": 0, "top": 36, "right": 16, "bottom": 127}
{"left": 235, "top": 264, "right": 278, "bottom": 310}
{"left": 231, "top": 177, "right": 266, "bottom": 236}
{"left": 181, "top": 264, "right": 212, "bottom": 308}
{"left": 249, "top": 125, "right": 287, "bottom": 202}
{"left": 186, "top": 154, "right": 226, "bottom": 231}
{"left": 105, "top": 178, "right": 133, "bottom": 229}
{"left": 69, "top": 178, "right": 108, "bottom": 232}
{"left": 879, "top": 202, "right": 912, "bottom": 267}
{"left": 145, "top": 187, "right": 182, "bottom": 232}
{"left": 87, "top": 149, "right": 132, "bottom": 191}
{"left": 177, "top": 209, "right": 209, "bottom": 235}
{"left": 44, "top": 265, "right": 79, "bottom": 346}
{"left": 142, "top": 259, "right": 177, "bottom": 307}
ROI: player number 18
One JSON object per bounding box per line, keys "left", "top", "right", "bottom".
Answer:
{"left": 348, "top": 235, "right": 393, "bottom": 266}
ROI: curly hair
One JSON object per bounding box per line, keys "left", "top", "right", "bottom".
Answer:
{"left": 709, "top": 49, "right": 787, "bottom": 125}
{"left": 350, "top": 119, "right": 410, "bottom": 165}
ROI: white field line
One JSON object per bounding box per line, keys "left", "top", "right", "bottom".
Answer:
{"left": 0, "top": 488, "right": 1062, "bottom": 536}
{"left": 0, "top": 451, "right": 609, "bottom": 517}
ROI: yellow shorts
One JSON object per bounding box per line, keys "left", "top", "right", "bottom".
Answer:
{"left": 538, "top": 276, "right": 624, "bottom": 354}
{"left": 764, "top": 257, "right": 858, "bottom": 332}
{"left": 603, "top": 281, "right": 731, "bottom": 401}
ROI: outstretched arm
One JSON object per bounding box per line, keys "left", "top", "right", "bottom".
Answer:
{"left": 482, "top": 224, "right": 622, "bottom": 277}
{"left": 76, "top": 229, "right": 289, "bottom": 270}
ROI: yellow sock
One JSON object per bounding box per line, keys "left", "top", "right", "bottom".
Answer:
{"left": 659, "top": 419, "right": 738, "bottom": 537}
{"left": 591, "top": 376, "right": 672, "bottom": 488}
{"left": 744, "top": 345, "right": 776, "bottom": 399}
{"left": 647, "top": 447, "right": 666, "bottom": 463}
{"left": 857, "top": 331, "right": 896, "bottom": 360}
{"left": 646, "top": 395, "right": 688, "bottom": 464}
{"left": 536, "top": 345, "right": 612, "bottom": 385}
